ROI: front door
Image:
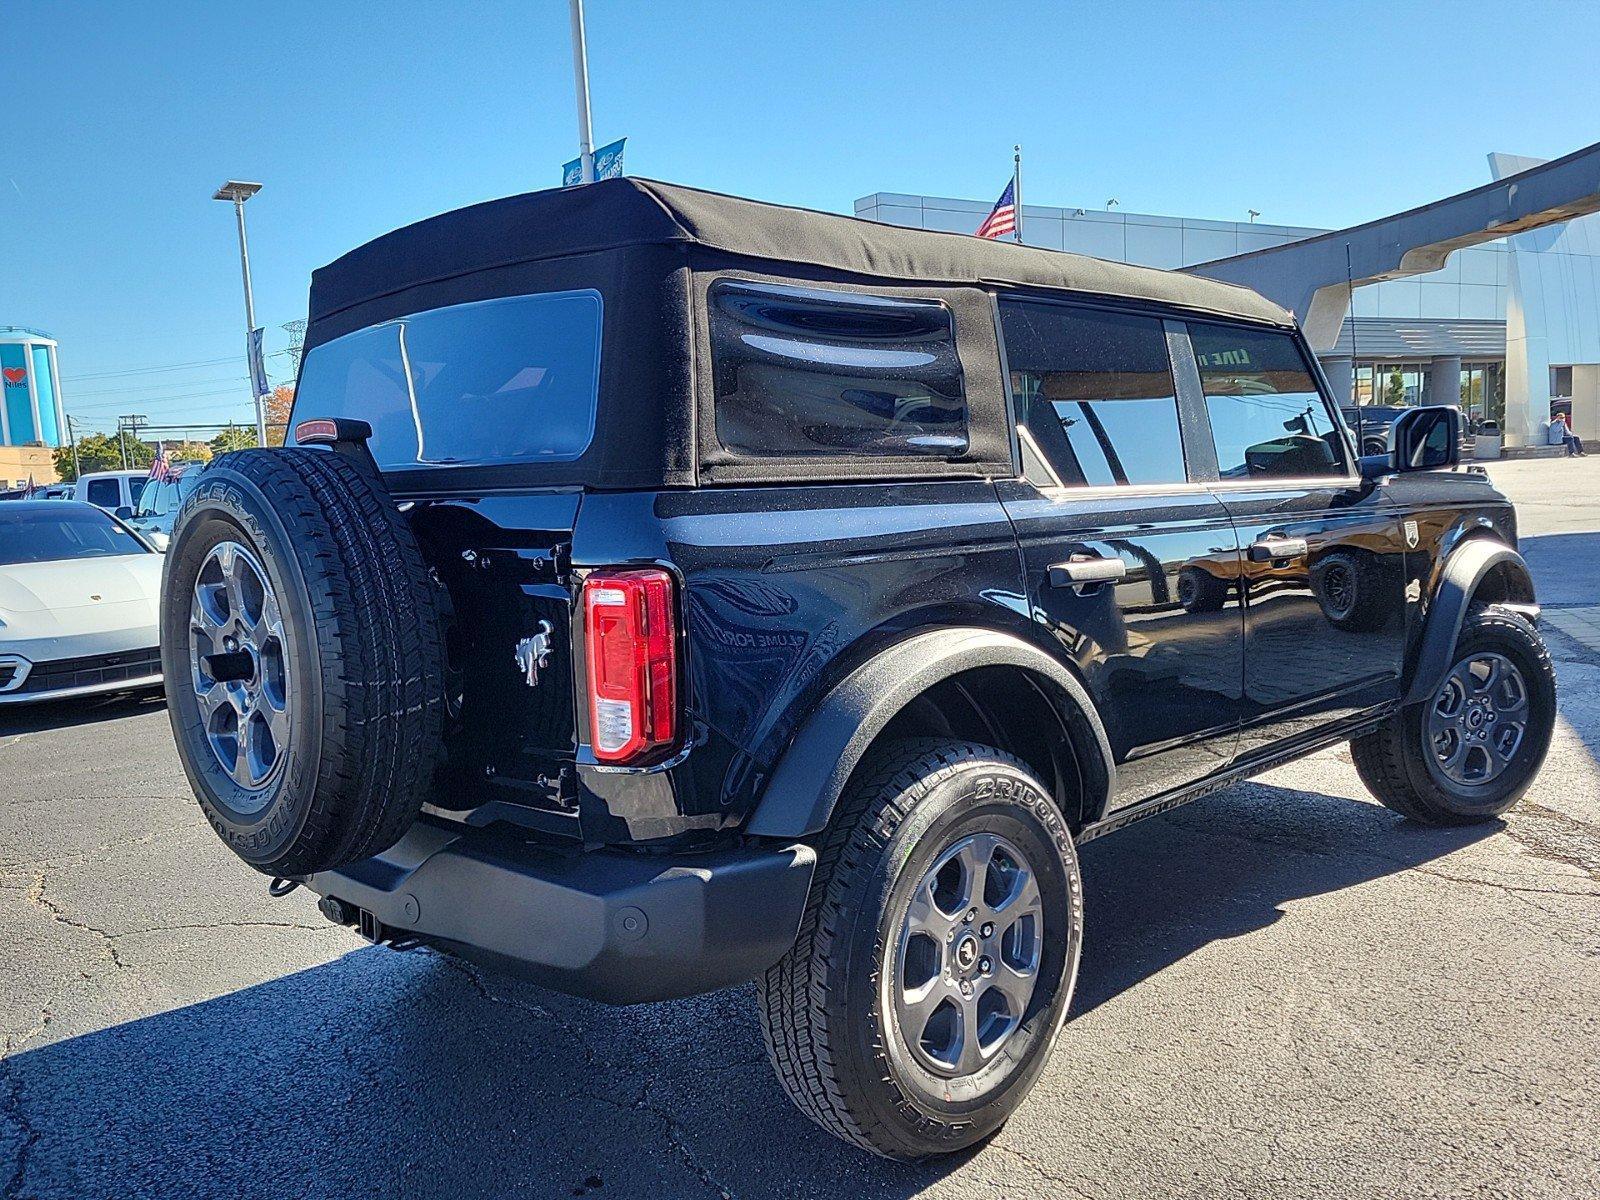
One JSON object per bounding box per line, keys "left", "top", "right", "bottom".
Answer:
{"left": 1183, "top": 321, "right": 1410, "bottom": 758}
{"left": 997, "top": 298, "right": 1245, "bottom": 810}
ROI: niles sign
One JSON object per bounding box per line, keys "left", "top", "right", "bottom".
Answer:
{"left": 1, "top": 366, "right": 25, "bottom": 388}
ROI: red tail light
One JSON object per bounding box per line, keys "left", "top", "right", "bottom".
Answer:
{"left": 583, "top": 568, "right": 679, "bottom": 765}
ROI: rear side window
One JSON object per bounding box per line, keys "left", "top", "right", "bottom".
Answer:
{"left": 292, "top": 290, "right": 603, "bottom": 470}
{"left": 1000, "top": 301, "right": 1187, "bottom": 487}
{"left": 1189, "top": 324, "right": 1344, "bottom": 479}
{"left": 84, "top": 478, "right": 120, "bottom": 508}
{"left": 709, "top": 281, "right": 967, "bottom": 458}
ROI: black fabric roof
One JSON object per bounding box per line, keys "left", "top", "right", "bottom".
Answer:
{"left": 308, "top": 178, "right": 1292, "bottom": 328}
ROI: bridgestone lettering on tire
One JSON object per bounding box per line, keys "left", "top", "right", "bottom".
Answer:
{"left": 756, "top": 738, "right": 1083, "bottom": 1160}
{"left": 160, "top": 448, "right": 447, "bottom": 877}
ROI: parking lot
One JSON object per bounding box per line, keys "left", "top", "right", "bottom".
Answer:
{"left": 3, "top": 458, "right": 1599, "bottom": 1200}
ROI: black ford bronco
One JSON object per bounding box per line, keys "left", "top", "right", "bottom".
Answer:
{"left": 162, "top": 180, "right": 1555, "bottom": 1160}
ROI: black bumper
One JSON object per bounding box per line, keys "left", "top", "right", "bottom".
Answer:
{"left": 307, "top": 819, "right": 816, "bottom": 1005}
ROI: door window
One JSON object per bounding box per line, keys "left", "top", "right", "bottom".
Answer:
{"left": 1190, "top": 324, "right": 1345, "bottom": 479}
{"left": 1000, "top": 301, "right": 1187, "bottom": 487}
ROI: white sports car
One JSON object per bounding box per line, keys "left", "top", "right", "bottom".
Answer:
{"left": 0, "top": 500, "right": 164, "bottom": 704}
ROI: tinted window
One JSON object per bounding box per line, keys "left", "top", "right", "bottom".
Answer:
{"left": 84, "top": 478, "right": 121, "bottom": 509}
{"left": 1001, "top": 302, "right": 1186, "bottom": 487}
{"left": 0, "top": 506, "right": 147, "bottom": 565}
{"left": 709, "top": 282, "right": 967, "bottom": 458}
{"left": 1190, "top": 325, "right": 1344, "bottom": 479}
{"left": 292, "top": 290, "right": 603, "bottom": 470}
{"left": 134, "top": 472, "right": 199, "bottom": 518}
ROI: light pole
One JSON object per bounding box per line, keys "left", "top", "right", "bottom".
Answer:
{"left": 212, "top": 180, "right": 268, "bottom": 446}
{"left": 568, "top": 0, "right": 596, "bottom": 184}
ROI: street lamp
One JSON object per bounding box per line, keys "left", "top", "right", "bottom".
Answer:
{"left": 212, "top": 180, "right": 268, "bottom": 447}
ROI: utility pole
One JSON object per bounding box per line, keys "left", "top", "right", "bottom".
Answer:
{"left": 65, "top": 414, "right": 81, "bottom": 480}
{"left": 569, "top": 0, "right": 596, "bottom": 184}
{"left": 117, "top": 414, "right": 147, "bottom": 468}
{"left": 117, "top": 417, "right": 130, "bottom": 469}
{"left": 212, "top": 181, "right": 268, "bottom": 446}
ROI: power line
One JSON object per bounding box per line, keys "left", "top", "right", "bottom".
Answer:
{"left": 61, "top": 355, "right": 241, "bottom": 382}
{"left": 67, "top": 372, "right": 247, "bottom": 399}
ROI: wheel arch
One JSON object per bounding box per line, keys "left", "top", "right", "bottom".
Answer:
{"left": 744, "top": 628, "right": 1115, "bottom": 839}
{"left": 1403, "top": 535, "right": 1538, "bottom": 707}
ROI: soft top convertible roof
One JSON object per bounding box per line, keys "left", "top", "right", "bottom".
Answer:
{"left": 307, "top": 178, "right": 1292, "bottom": 328}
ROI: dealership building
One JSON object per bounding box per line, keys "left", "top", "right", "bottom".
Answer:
{"left": 858, "top": 152, "right": 1600, "bottom": 446}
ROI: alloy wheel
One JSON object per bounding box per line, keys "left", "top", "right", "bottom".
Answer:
{"left": 1426, "top": 651, "right": 1528, "bottom": 787}
{"left": 189, "top": 540, "right": 291, "bottom": 807}
{"left": 892, "top": 832, "right": 1044, "bottom": 1078}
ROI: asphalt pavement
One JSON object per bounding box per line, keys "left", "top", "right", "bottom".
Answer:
{"left": 3, "top": 459, "right": 1599, "bottom": 1200}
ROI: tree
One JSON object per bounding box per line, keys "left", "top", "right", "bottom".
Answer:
{"left": 1384, "top": 368, "right": 1406, "bottom": 406}
{"left": 210, "top": 425, "right": 259, "bottom": 455}
{"left": 265, "top": 384, "right": 294, "bottom": 447}
{"left": 50, "top": 431, "right": 151, "bottom": 481}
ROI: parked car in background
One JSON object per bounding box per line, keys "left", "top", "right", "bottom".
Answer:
{"left": 72, "top": 470, "right": 150, "bottom": 516}
{"left": 0, "top": 500, "right": 163, "bottom": 704}
{"left": 1341, "top": 404, "right": 1411, "bottom": 456}
{"left": 127, "top": 464, "right": 203, "bottom": 550}
{"left": 37, "top": 483, "right": 74, "bottom": 500}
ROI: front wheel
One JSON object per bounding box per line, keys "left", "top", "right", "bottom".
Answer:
{"left": 1351, "top": 604, "right": 1556, "bottom": 824}
{"left": 757, "top": 739, "right": 1083, "bottom": 1160}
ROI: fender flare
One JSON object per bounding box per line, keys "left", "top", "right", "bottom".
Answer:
{"left": 744, "top": 627, "right": 1115, "bottom": 839}
{"left": 1402, "top": 538, "right": 1538, "bottom": 707}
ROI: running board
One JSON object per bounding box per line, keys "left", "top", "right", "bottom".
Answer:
{"left": 1074, "top": 708, "right": 1393, "bottom": 845}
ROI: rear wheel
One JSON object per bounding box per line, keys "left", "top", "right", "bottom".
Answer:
{"left": 1351, "top": 605, "right": 1555, "bottom": 824}
{"left": 757, "top": 739, "right": 1082, "bottom": 1160}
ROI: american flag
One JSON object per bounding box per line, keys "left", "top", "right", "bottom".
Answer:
{"left": 148, "top": 445, "right": 174, "bottom": 483}
{"left": 975, "top": 179, "right": 1018, "bottom": 240}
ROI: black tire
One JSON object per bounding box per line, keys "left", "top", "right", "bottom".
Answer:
{"left": 1178, "top": 565, "right": 1229, "bottom": 613}
{"left": 756, "top": 739, "right": 1083, "bottom": 1160}
{"left": 1362, "top": 437, "right": 1389, "bottom": 457}
{"left": 1351, "top": 604, "right": 1555, "bottom": 825}
{"left": 1310, "top": 550, "right": 1388, "bottom": 632}
{"left": 160, "top": 449, "right": 446, "bottom": 877}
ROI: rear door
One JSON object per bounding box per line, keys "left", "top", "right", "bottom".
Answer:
{"left": 1183, "top": 321, "right": 1410, "bottom": 756}
{"left": 996, "top": 298, "right": 1245, "bottom": 810}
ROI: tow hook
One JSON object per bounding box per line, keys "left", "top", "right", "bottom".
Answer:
{"left": 268, "top": 876, "right": 302, "bottom": 898}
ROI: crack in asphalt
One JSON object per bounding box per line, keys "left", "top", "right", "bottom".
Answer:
{"left": 1, "top": 1014, "right": 51, "bottom": 1200}
{"left": 23, "top": 870, "right": 335, "bottom": 978}
{"left": 421, "top": 949, "right": 738, "bottom": 1199}
{"left": 1506, "top": 802, "right": 1600, "bottom": 882}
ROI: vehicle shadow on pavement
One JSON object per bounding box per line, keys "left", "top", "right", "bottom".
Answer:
{"left": 2, "top": 783, "right": 1496, "bottom": 1200}
{"left": 1073, "top": 778, "right": 1497, "bottom": 1018}
{"left": 0, "top": 689, "right": 165, "bottom": 736}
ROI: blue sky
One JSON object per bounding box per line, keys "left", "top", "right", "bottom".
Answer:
{"left": 6, "top": 0, "right": 1600, "bottom": 434}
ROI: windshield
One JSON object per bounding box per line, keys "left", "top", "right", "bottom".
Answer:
{"left": 134, "top": 471, "right": 199, "bottom": 518}
{"left": 0, "top": 506, "right": 149, "bottom": 565}
{"left": 291, "top": 289, "right": 603, "bottom": 470}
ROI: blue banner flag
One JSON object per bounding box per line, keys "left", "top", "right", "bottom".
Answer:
{"left": 562, "top": 137, "right": 627, "bottom": 187}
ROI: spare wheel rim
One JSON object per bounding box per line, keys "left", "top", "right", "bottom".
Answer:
{"left": 189, "top": 540, "right": 292, "bottom": 807}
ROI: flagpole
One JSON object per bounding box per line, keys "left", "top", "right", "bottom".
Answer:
{"left": 1013, "top": 144, "right": 1023, "bottom": 244}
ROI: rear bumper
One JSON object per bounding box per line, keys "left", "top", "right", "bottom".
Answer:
{"left": 307, "top": 819, "right": 816, "bottom": 1005}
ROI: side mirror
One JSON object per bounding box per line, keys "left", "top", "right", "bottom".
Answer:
{"left": 114, "top": 505, "right": 134, "bottom": 520}
{"left": 1392, "top": 405, "right": 1460, "bottom": 473}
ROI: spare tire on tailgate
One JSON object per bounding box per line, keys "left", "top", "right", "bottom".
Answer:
{"left": 160, "top": 448, "right": 446, "bottom": 877}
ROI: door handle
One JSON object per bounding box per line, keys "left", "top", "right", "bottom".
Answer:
{"left": 1048, "top": 556, "right": 1127, "bottom": 588}
{"left": 1248, "top": 536, "right": 1309, "bottom": 563}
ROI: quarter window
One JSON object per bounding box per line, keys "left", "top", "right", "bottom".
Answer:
{"left": 1190, "top": 325, "right": 1344, "bottom": 479}
{"left": 709, "top": 282, "right": 968, "bottom": 458}
{"left": 1000, "top": 301, "right": 1187, "bottom": 487}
